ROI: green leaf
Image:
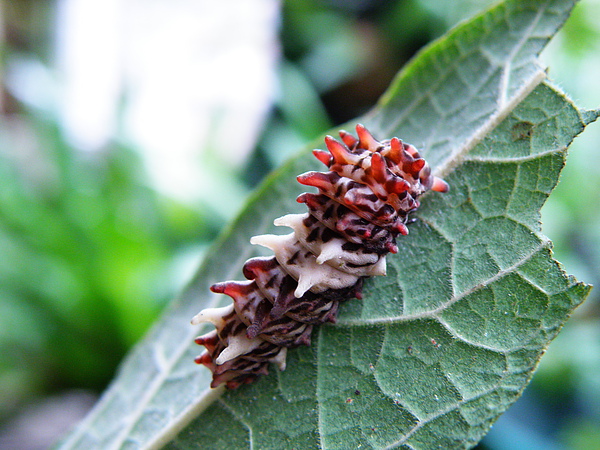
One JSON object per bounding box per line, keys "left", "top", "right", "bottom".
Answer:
{"left": 59, "top": 0, "right": 597, "bottom": 448}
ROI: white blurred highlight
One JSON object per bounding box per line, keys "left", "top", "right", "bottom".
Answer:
{"left": 54, "top": 0, "right": 280, "bottom": 202}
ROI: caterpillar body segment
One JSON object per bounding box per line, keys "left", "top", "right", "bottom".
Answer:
{"left": 192, "top": 124, "right": 448, "bottom": 389}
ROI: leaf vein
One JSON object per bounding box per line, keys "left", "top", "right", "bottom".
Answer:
{"left": 382, "top": 385, "right": 502, "bottom": 449}
{"left": 339, "top": 239, "right": 551, "bottom": 326}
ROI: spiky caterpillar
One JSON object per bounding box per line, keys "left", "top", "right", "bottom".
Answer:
{"left": 192, "top": 124, "right": 449, "bottom": 389}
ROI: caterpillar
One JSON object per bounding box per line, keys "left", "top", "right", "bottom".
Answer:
{"left": 191, "top": 124, "right": 449, "bottom": 389}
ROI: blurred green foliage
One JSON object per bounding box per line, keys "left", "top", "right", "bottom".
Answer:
{"left": 0, "top": 114, "right": 221, "bottom": 416}
{"left": 1, "top": 0, "right": 598, "bottom": 448}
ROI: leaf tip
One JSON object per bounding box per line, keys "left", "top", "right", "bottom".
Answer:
{"left": 581, "top": 108, "right": 600, "bottom": 126}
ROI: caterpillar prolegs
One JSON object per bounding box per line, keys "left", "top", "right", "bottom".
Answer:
{"left": 192, "top": 124, "right": 449, "bottom": 389}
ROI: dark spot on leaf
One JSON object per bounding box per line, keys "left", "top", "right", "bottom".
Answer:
{"left": 511, "top": 121, "right": 534, "bottom": 141}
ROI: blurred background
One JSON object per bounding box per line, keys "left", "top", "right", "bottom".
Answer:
{"left": 0, "top": 0, "right": 598, "bottom": 449}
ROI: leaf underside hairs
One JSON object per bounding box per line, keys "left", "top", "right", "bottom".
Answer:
{"left": 191, "top": 124, "right": 449, "bottom": 389}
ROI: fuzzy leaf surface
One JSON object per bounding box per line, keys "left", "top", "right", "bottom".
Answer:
{"left": 59, "top": 0, "right": 596, "bottom": 449}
